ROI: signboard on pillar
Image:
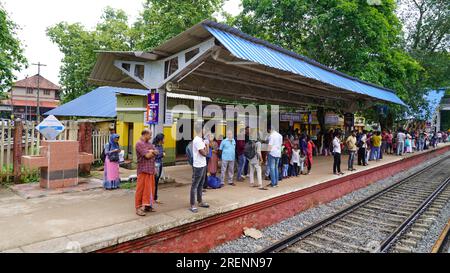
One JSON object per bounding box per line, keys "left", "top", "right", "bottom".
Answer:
{"left": 36, "top": 115, "right": 65, "bottom": 140}
{"left": 344, "top": 113, "right": 354, "bottom": 128}
{"left": 146, "top": 92, "right": 159, "bottom": 125}
{"left": 165, "top": 111, "right": 173, "bottom": 126}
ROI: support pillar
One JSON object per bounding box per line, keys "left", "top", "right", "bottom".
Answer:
{"left": 78, "top": 122, "right": 93, "bottom": 175}
{"left": 155, "top": 87, "right": 166, "bottom": 135}
{"left": 13, "top": 119, "right": 23, "bottom": 183}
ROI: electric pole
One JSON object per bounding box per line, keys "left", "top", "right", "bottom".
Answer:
{"left": 32, "top": 62, "right": 47, "bottom": 122}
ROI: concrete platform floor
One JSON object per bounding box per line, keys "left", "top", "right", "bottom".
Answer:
{"left": 1, "top": 144, "right": 449, "bottom": 253}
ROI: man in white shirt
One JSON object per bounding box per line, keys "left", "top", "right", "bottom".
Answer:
{"left": 247, "top": 129, "right": 266, "bottom": 190}
{"left": 357, "top": 131, "right": 368, "bottom": 166}
{"left": 437, "top": 132, "right": 442, "bottom": 143}
{"left": 396, "top": 129, "right": 406, "bottom": 156}
{"left": 267, "top": 126, "right": 283, "bottom": 187}
{"left": 190, "top": 123, "right": 210, "bottom": 213}
{"left": 332, "top": 131, "right": 344, "bottom": 175}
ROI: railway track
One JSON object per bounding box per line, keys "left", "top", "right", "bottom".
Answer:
{"left": 260, "top": 156, "right": 450, "bottom": 253}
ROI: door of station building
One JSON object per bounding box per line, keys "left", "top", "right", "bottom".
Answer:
{"left": 175, "top": 119, "right": 193, "bottom": 161}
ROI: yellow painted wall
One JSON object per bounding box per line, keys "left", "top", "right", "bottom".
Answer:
{"left": 116, "top": 121, "right": 129, "bottom": 148}
{"left": 164, "top": 125, "right": 176, "bottom": 150}
{"left": 132, "top": 122, "right": 145, "bottom": 161}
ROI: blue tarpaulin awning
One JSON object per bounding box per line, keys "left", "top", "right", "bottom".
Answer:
{"left": 203, "top": 22, "right": 405, "bottom": 106}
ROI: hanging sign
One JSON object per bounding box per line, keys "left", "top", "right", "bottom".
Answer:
{"left": 146, "top": 93, "right": 159, "bottom": 125}
{"left": 36, "top": 115, "right": 65, "bottom": 140}
{"left": 344, "top": 113, "right": 354, "bottom": 127}
{"left": 325, "top": 113, "right": 339, "bottom": 125}
{"left": 280, "top": 112, "right": 302, "bottom": 122}
{"left": 165, "top": 111, "right": 173, "bottom": 126}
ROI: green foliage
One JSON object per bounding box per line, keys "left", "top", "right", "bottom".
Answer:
{"left": 0, "top": 165, "right": 39, "bottom": 184}
{"left": 47, "top": 7, "right": 136, "bottom": 103}
{"left": 133, "top": 0, "right": 224, "bottom": 50}
{"left": 21, "top": 168, "right": 40, "bottom": 184}
{"left": 233, "top": 0, "right": 425, "bottom": 122}
{"left": 0, "top": 3, "right": 27, "bottom": 93}
{"left": 120, "top": 181, "right": 136, "bottom": 190}
{"left": 397, "top": 0, "right": 450, "bottom": 120}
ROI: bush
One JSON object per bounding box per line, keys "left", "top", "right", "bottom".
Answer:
{"left": 21, "top": 167, "right": 40, "bottom": 183}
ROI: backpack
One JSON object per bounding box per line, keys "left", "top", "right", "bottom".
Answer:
{"left": 101, "top": 143, "right": 119, "bottom": 163}
{"left": 207, "top": 175, "right": 222, "bottom": 189}
{"left": 185, "top": 141, "right": 193, "bottom": 165}
{"left": 244, "top": 141, "right": 256, "bottom": 160}
{"left": 100, "top": 149, "right": 106, "bottom": 163}
{"left": 100, "top": 143, "right": 109, "bottom": 163}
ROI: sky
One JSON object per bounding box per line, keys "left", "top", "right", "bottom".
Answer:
{"left": 2, "top": 0, "right": 242, "bottom": 85}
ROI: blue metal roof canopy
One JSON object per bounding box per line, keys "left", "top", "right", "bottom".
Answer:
{"left": 203, "top": 21, "right": 405, "bottom": 106}
{"left": 44, "top": 86, "right": 148, "bottom": 117}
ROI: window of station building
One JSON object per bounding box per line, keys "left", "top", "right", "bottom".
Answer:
{"left": 121, "top": 63, "right": 131, "bottom": 72}
{"left": 26, "top": 88, "right": 33, "bottom": 94}
{"left": 185, "top": 48, "right": 199, "bottom": 62}
{"left": 164, "top": 57, "right": 179, "bottom": 79}
{"left": 43, "top": 90, "right": 50, "bottom": 95}
{"left": 134, "top": 64, "right": 145, "bottom": 80}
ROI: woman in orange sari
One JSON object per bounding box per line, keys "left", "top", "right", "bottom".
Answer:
{"left": 306, "top": 135, "right": 315, "bottom": 175}
{"left": 208, "top": 134, "right": 219, "bottom": 176}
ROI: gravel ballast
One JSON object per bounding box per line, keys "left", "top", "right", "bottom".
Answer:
{"left": 210, "top": 151, "right": 450, "bottom": 253}
{"left": 415, "top": 197, "right": 450, "bottom": 253}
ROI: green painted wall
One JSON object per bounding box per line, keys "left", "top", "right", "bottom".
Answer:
{"left": 116, "top": 95, "right": 146, "bottom": 108}
{"left": 441, "top": 110, "right": 450, "bottom": 131}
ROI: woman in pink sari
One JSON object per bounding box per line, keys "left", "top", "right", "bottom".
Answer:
{"left": 103, "top": 134, "right": 121, "bottom": 190}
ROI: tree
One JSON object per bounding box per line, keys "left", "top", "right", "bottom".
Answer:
{"left": 48, "top": 2, "right": 224, "bottom": 102}
{"left": 398, "top": 0, "right": 450, "bottom": 104}
{"left": 47, "top": 7, "right": 136, "bottom": 102}
{"left": 0, "top": 3, "right": 27, "bottom": 93}
{"left": 232, "top": 0, "right": 424, "bottom": 125}
{"left": 399, "top": 0, "right": 449, "bottom": 52}
{"left": 133, "top": 0, "right": 224, "bottom": 50}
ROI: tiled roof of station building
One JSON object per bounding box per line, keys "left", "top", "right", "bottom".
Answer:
{"left": 13, "top": 74, "right": 60, "bottom": 90}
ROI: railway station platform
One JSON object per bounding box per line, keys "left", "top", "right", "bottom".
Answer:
{"left": 1, "top": 143, "right": 450, "bottom": 253}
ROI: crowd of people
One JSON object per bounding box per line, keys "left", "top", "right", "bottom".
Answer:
{"left": 101, "top": 125, "right": 449, "bottom": 216}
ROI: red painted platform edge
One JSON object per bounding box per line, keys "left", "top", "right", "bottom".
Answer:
{"left": 96, "top": 146, "right": 450, "bottom": 253}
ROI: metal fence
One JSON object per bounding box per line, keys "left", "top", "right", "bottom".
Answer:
{"left": 1, "top": 120, "right": 13, "bottom": 181}
{"left": 92, "top": 131, "right": 109, "bottom": 162}
{"left": 0, "top": 119, "right": 108, "bottom": 182}
{"left": 1, "top": 119, "right": 82, "bottom": 182}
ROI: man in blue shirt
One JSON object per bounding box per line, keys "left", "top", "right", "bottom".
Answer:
{"left": 219, "top": 130, "right": 236, "bottom": 186}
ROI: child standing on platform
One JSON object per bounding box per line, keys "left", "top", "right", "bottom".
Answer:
{"left": 290, "top": 144, "right": 300, "bottom": 176}
{"left": 281, "top": 147, "right": 290, "bottom": 178}
{"left": 299, "top": 150, "right": 306, "bottom": 175}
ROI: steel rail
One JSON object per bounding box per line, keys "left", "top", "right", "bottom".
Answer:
{"left": 379, "top": 177, "right": 450, "bottom": 252}
{"left": 431, "top": 219, "right": 450, "bottom": 253}
{"left": 259, "top": 156, "right": 450, "bottom": 253}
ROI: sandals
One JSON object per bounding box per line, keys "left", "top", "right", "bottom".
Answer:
{"left": 136, "top": 208, "right": 146, "bottom": 216}
{"left": 144, "top": 206, "right": 155, "bottom": 212}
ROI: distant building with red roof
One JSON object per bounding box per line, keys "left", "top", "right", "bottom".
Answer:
{"left": 0, "top": 74, "right": 61, "bottom": 121}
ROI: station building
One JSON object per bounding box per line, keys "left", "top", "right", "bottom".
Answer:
{"left": 436, "top": 92, "right": 450, "bottom": 132}
{"left": 85, "top": 20, "right": 404, "bottom": 163}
